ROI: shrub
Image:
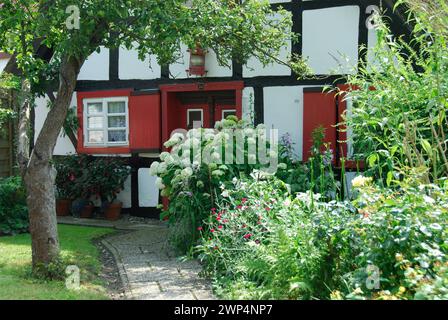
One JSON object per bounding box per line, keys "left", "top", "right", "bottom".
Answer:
{"left": 0, "top": 176, "right": 28, "bottom": 235}
{"left": 196, "top": 175, "right": 448, "bottom": 300}
{"left": 343, "top": 3, "right": 448, "bottom": 184}
{"left": 151, "top": 117, "right": 278, "bottom": 253}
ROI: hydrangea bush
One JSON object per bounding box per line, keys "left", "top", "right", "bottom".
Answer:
{"left": 150, "top": 116, "right": 280, "bottom": 253}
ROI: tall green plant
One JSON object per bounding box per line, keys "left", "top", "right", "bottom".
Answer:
{"left": 342, "top": 3, "right": 448, "bottom": 185}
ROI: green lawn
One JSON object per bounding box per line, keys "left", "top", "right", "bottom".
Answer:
{"left": 0, "top": 224, "right": 115, "bottom": 300}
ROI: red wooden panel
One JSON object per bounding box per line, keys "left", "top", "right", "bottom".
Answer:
{"left": 302, "top": 91, "right": 337, "bottom": 162}
{"left": 129, "top": 93, "right": 161, "bottom": 150}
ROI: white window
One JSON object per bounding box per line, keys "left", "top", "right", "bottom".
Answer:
{"left": 222, "top": 109, "right": 236, "bottom": 120}
{"left": 187, "top": 109, "right": 203, "bottom": 129}
{"left": 83, "top": 97, "right": 129, "bottom": 147}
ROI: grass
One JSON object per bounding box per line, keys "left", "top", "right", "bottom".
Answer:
{"left": 0, "top": 224, "right": 115, "bottom": 300}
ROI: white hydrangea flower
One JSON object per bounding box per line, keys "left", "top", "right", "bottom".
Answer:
{"left": 149, "top": 161, "right": 159, "bottom": 176}
{"left": 244, "top": 128, "right": 255, "bottom": 137}
{"left": 155, "top": 177, "right": 165, "bottom": 190}
{"left": 212, "top": 152, "right": 221, "bottom": 161}
{"left": 221, "top": 190, "right": 230, "bottom": 198}
{"left": 351, "top": 176, "right": 373, "bottom": 188}
{"left": 212, "top": 169, "right": 225, "bottom": 177}
{"left": 256, "top": 123, "right": 266, "bottom": 130}
{"left": 181, "top": 167, "right": 193, "bottom": 178}
{"left": 157, "top": 162, "right": 167, "bottom": 174}
{"left": 247, "top": 137, "right": 256, "bottom": 145}
{"left": 214, "top": 121, "right": 223, "bottom": 130}
{"left": 278, "top": 163, "right": 287, "bottom": 170}
{"left": 269, "top": 150, "right": 278, "bottom": 159}
{"left": 159, "top": 152, "right": 170, "bottom": 161}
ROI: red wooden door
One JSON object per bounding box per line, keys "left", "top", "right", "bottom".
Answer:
{"left": 302, "top": 89, "right": 337, "bottom": 162}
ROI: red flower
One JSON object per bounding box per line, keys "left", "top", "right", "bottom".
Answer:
{"left": 69, "top": 174, "right": 75, "bottom": 181}
{"left": 265, "top": 207, "right": 271, "bottom": 211}
{"left": 210, "top": 228, "right": 215, "bottom": 233}
{"left": 163, "top": 216, "right": 169, "bottom": 221}
{"left": 242, "top": 198, "right": 248, "bottom": 204}
{"left": 211, "top": 208, "right": 216, "bottom": 213}
{"left": 197, "top": 226, "right": 203, "bottom": 231}
{"left": 223, "top": 219, "right": 229, "bottom": 223}
{"left": 243, "top": 233, "right": 252, "bottom": 239}
{"left": 218, "top": 225, "right": 223, "bottom": 229}
{"left": 236, "top": 205, "right": 243, "bottom": 210}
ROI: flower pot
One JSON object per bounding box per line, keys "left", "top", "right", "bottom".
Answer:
{"left": 56, "top": 199, "right": 72, "bottom": 216}
{"left": 80, "top": 204, "right": 94, "bottom": 219}
{"left": 104, "top": 202, "right": 122, "bottom": 221}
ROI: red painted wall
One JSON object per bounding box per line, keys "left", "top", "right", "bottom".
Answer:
{"left": 302, "top": 91, "right": 337, "bottom": 162}
{"left": 129, "top": 93, "right": 161, "bottom": 150}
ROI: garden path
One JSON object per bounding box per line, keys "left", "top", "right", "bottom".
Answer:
{"left": 59, "top": 216, "right": 215, "bottom": 300}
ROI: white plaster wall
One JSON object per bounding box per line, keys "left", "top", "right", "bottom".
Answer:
{"left": 119, "top": 46, "right": 161, "bottom": 80}
{"left": 169, "top": 44, "right": 232, "bottom": 79}
{"left": 263, "top": 86, "right": 303, "bottom": 160}
{"left": 116, "top": 173, "right": 132, "bottom": 208}
{"left": 243, "top": 12, "right": 292, "bottom": 78}
{"left": 302, "top": 6, "right": 360, "bottom": 75}
{"left": 78, "top": 46, "right": 109, "bottom": 80}
{"left": 138, "top": 168, "right": 159, "bottom": 207}
{"left": 242, "top": 87, "right": 254, "bottom": 124}
{"left": 0, "top": 59, "right": 8, "bottom": 72}
{"left": 34, "top": 94, "right": 77, "bottom": 155}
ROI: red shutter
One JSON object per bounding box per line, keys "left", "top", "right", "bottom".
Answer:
{"left": 302, "top": 89, "right": 337, "bottom": 162}
{"left": 129, "top": 93, "right": 161, "bottom": 151}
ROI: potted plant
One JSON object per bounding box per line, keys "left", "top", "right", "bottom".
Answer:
{"left": 54, "top": 156, "right": 81, "bottom": 216}
{"left": 90, "top": 158, "right": 130, "bottom": 221}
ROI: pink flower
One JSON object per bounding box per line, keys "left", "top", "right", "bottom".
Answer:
{"left": 265, "top": 207, "right": 271, "bottom": 211}
{"left": 236, "top": 205, "right": 243, "bottom": 210}
{"left": 210, "top": 228, "right": 215, "bottom": 233}
{"left": 197, "top": 226, "right": 203, "bottom": 231}
{"left": 242, "top": 198, "right": 248, "bottom": 204}
{"left": 243, "top": 233, "right": 252, "bottom": 239}
{"left": 218, "top": 225, "right": 223, "bottom": 229}
{"left": 223, "top": 219, "right": 229, "bottom": 223}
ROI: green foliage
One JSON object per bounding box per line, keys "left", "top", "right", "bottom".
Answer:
{"left": 0, "top": 176, "right": 28, "bottom": 236}
{"left": 196, "top": 175, "right": 448, "bottom": 300}
{"left": 152, "top": 118, "right": 277, "bottom": 253}
{"left": 0, "top": 0, "right": 303, "bottom": 96}
{"left": 54, "top": 155, "right": 130, "bottom": 204}
{"left": 54, "top": 155, "right": 85, "bottom": 199}
{"left": 343, "top": 4, "right": 448, "bottom": 184}
{"left": 87, "top": 158, "right": 130, "bottom": 204}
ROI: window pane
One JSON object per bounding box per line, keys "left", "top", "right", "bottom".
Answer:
{"left": 88, "top": 131, "right": 104, "bottom": 143}
{"left": 108, "top": 130, "right": 126, "bottom": 142}
{"left": 87, "top": 103, "right": 102, "bottom": 114}
{"left": 108, "top": 116, "right": 126, "bottom": 128}
{"left": 222, "top": 110, "right": 236, "bottom": 119}
{"left": 88, "top": 116, "right": 103, "bottom": 129}
{"left": 188, "top": 110, "right": 202, "bottom": 129}
{"left": 108, "top": 101, "right": 126, "bottom": 114}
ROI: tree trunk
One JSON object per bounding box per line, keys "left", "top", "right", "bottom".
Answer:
{"left": 24, "top": 55, "right": 83, "bottom": 269}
